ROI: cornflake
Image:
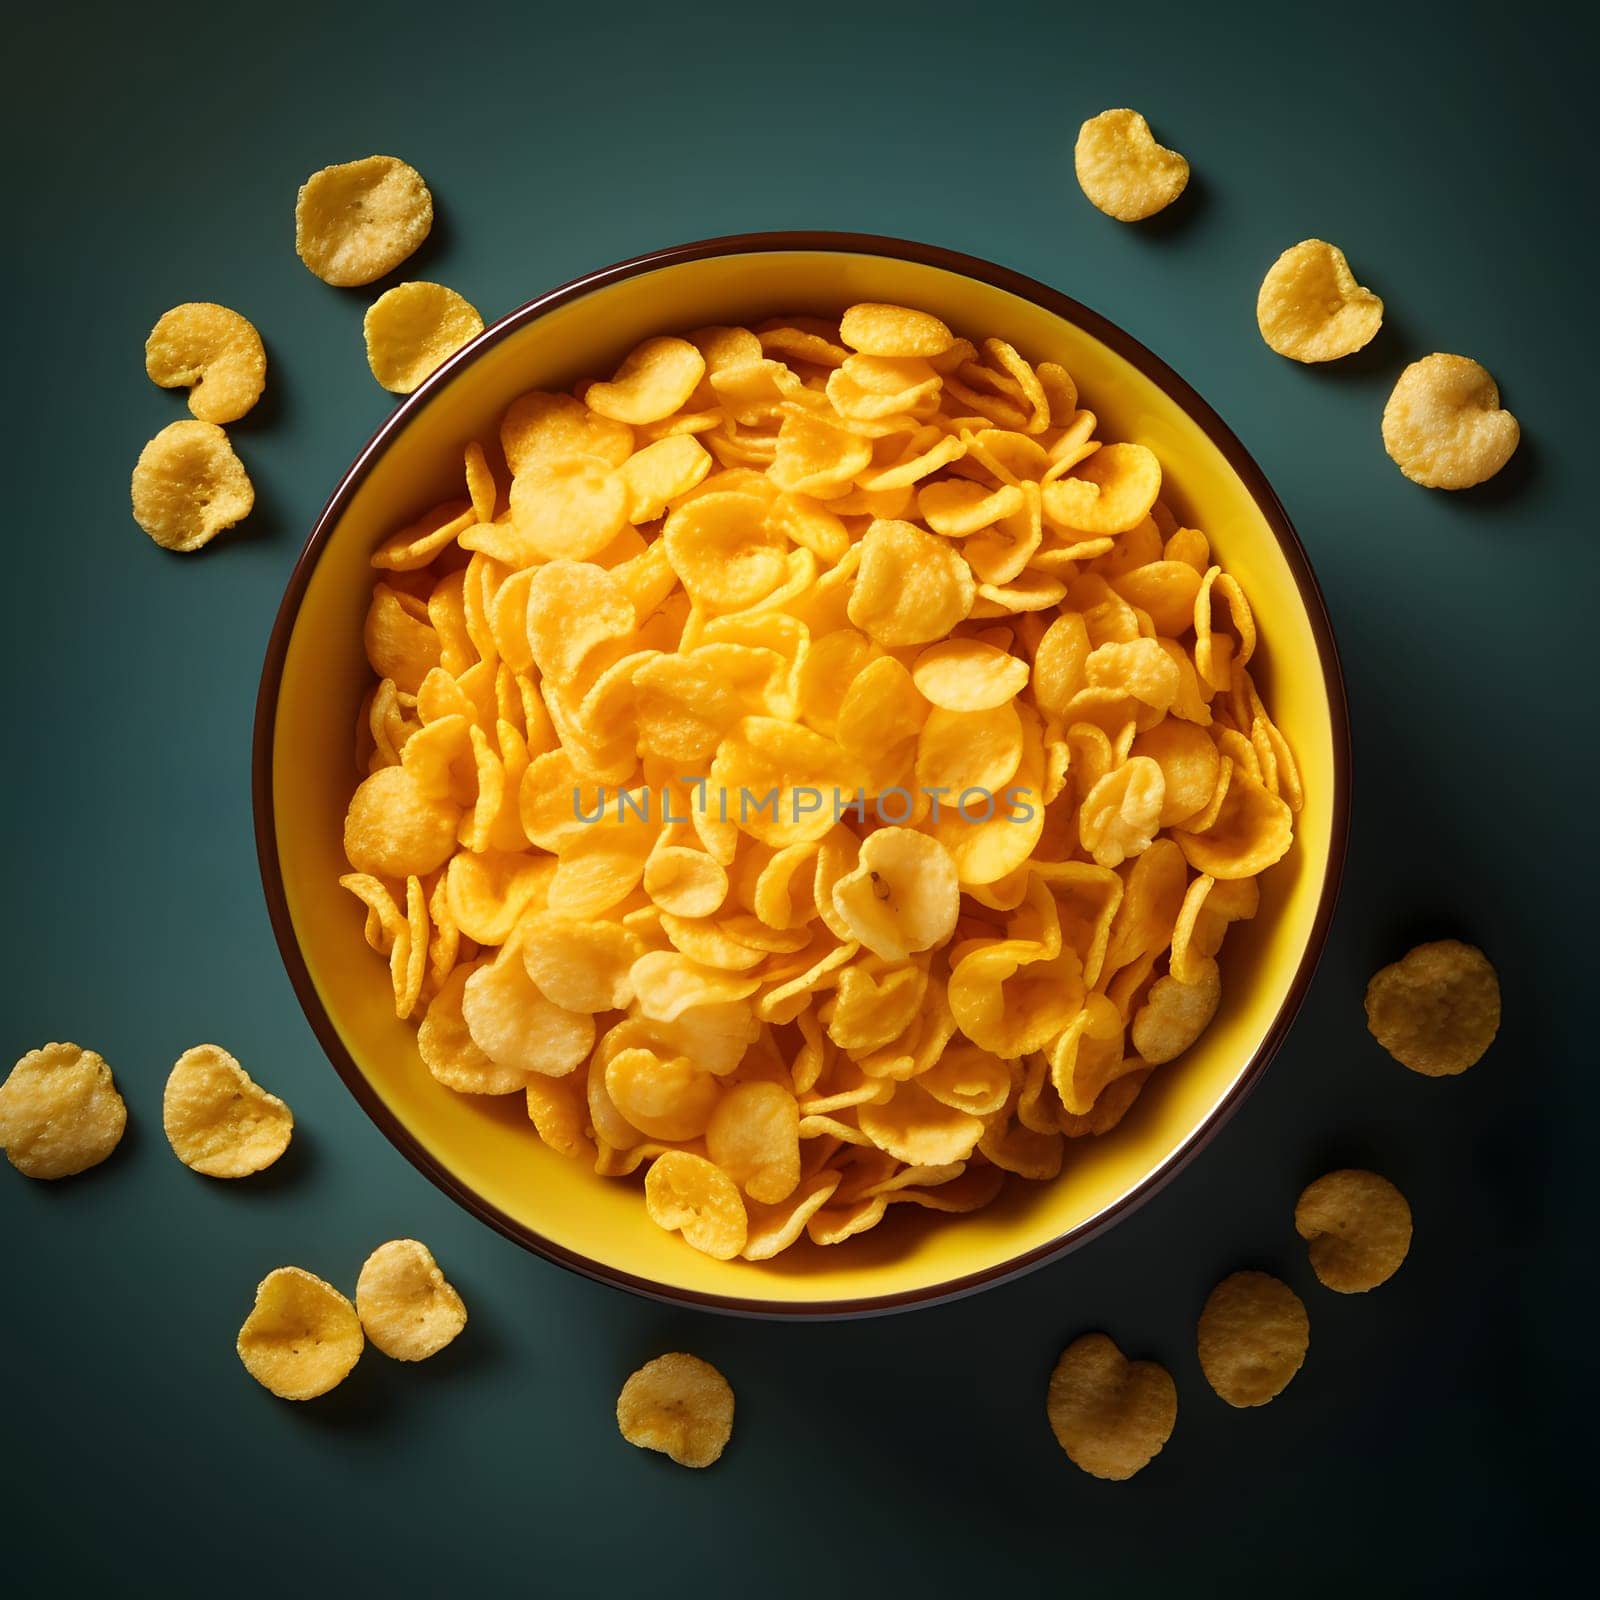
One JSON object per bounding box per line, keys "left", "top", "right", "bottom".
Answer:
{"left": 296, "top": 155, "right": 432, "bottom": 286}
{"left": 0, "top": 1043, "right": 127, "bottom": 1179}
{"left": 1046, "top": 1332, "right": 1177, "bottom": 1480}
{"left": 617, "top": 1353, "right": 734, "bottom": 1468}
{"left": 1074, "top": 110, "right": 1189, "bottom": 221}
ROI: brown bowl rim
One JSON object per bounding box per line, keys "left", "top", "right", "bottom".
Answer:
{"left": 252, "top": 230, "right": 1351, "bottom": 1320}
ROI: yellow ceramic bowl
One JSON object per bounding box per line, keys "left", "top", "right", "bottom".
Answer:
{"left": 255, "top": 233, "right": 1349, "bottom": 1318}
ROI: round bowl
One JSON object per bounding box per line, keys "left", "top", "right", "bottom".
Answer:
{"left": 254, "top": 232, "right": 1349, "bottom": 1318}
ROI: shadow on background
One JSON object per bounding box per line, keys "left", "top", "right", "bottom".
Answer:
{"left": 369, "top": 198, "right": 455, "bottom": 296}
{"left": 1130, "top": 168, "right": 1211, "bottom": 244}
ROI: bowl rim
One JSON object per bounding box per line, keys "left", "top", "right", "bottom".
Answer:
{"left": 253, "top": 229, "right": 1351, "bottom": 1320}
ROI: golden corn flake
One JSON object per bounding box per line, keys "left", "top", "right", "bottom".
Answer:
{"left": 1132, "top": 719, "right": 1219, "bottom": 826}
{"left": 617, "top": 1352, "right": 734, "bottom": 1468}
{"left": 1046, "top": 1332, "right": 1177, "bottom": 1481}
{"left": 145, "top": 302, "right": 266, "bottom": 422}
{"left": 236, "top": 1266, "right": 364, "bottom": 1400}
{"left": 338, "top": 299, "right": 1304, "bottom": 1259}
{"left": 295, "top": 154, "right": 432, "bottom": 287}
{"left": 510, "top": 456, "right": 628, "bottom": 562}
{"left": 0, "top": 1043, "right": 127, "bottom": 1180}
{"left": 364, "top": 282, "right": 484, "bottom": 394}
{"left": 1043, "top": 443, "right": 1160, "bottom": 535}
{"left": 1074, "top": 109, "right": 1189, "bottom": 222}
{"left": 606, "top": 1045, "right": 718, "bottom": 1141}
{"left": 840, "top": 302, "right": 954, "bottom": 359}
{"left": 858, "top": 1083, "right": 983, "bottom": 1167}
{"left": 645, "top": 1150, "right": 747, "bottom": 1259}
{"left": 162, "top": 1043, "right": 293, "bottom": 1178}
{"left": 1256, "top": 240, "right": 1383, "bottom": 364}
{"left": 1196, "top": 1270, "right": 1309, "bottom": 1408}
{"left": 371, "top": 499, "right": 476, "bottom": 571}
{"left": 1080, "top": 756, "right": 1164, "bottom": 868}
{"left": 1382, "top": 353, "right": 1520, "bottom": 489}
{"left": 587, "top": 338, "right": 706, "bottom": 425}
{"left": 131, "top": 420, "right": 254, "bottom": 552}
{"left": 743, "top": 1173, "right": 842, "bottom": 1259}
{"left": 355, "top": 1238, "right": 468, "bottom": 1361}
{"left": 501, "top": 391, "right": 634, "bottom": 475}
{"left": 1131, "top": 960, "right": 1220, "bottom": 1065}
{"left": 1295, "top": 1169, "right": 1412, "bottom": 1293}
{"left": 345, "top": 766, "right": 460, "bottom": 878}
{"left": 526, "top": 1072, "right": 592, "bottom": 1160}
{"left": 1364, "top": 939, "right": 1500, "bottom": 1076}
{"left": 1061, "top": 1066, "right": 1150, "bottom": 1137}
{"left": 1174, "top": 765, "right": 1292, "bottom": 879}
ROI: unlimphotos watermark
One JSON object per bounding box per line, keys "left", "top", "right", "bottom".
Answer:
{"left": 571, "top": 780, "right": 1036, "bottom": 828}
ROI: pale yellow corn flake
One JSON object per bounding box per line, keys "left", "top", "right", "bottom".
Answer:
{"left": 1256, "top": 240, "right": 1383, "bottom": 363}
{"left": 420, "top": 964, "right": 527, "bottom": 1094}
{"left": 521, "top": 913, "right": 639, "bottom": 1013}
{"left": 162, "top": 1043, "right": 293, "bottom": 1178}
{"left": 355, "top": 1238, "right": 468, "bottom": 1360}
{"left": 237, "top": 1267, "right": 363, "bottom": 1400}
{"left": 364, "top": 281, "right": 484, "bottom": 394}
{"left": 831, "top": 827, "right": 959, "bottom": 961}
{"left": 1046, "top": 1332, "right": 1177, "bottom": 1481}
{"left": 1074, "top": 109, "right": 1189, "bottom": 222}
{"left": 848, "top": 517, "right": 975, "bottom": 645}
{"left": 616, "top": 1352, "right": 734, "bottom": 1468}
{"left": 1382, "top": 354, "right": 1520, "bottom": 489}
{"left": 295, "top": 154, "right": 432, "bottom": 287}
{"left": 605, "top": 1045, "right": 718, "bottom": 1141}
{"left": 0, "top": 1043, "right": 127, "bottom": 1179}
{"left": 705, "top": 1081, "right": 800, "bottom": 1204}
{"left": 145, "top": 302, "right": 267, "bottom": 422}
{"left": 131, "top": 420, "right": 254, "bottom": 552}
{"left": 462, "top": 951, "right": 595, "bottom": 1077}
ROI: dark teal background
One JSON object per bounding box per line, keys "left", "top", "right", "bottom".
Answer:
{"left": 3, "top": 0, "right": 1589, "bottom": 1591}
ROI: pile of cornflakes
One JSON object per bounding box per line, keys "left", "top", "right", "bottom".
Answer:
{"left": 133, "top": 302, "right": 265, "bottom": 552}
{"left": 236, "top": 1239, "right": 467, "bottom": 1400}
{"left": 338, "top": 300, "right": 1302, "bottom": 1261}
{"left": 1073, "top": 106, "right": 1522, "bottom": 490}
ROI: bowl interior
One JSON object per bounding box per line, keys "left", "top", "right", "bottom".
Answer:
{"left": 264, "top": 245, "right": 1342, "bottom": 1312}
